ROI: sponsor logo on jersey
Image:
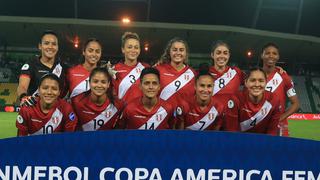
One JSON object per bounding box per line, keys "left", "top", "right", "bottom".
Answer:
{"left": 242, "top": 108, "right": 252, "bottom": 113}
{"left": 69, "top": 112, "right": 75, "bottom": 121}
{"left": 228, "top": 100, "right": 234, "bottom": 109}
{"left": 17, "top": 115, "right": 24, "bottom": 124}
{"left": 188, "top": 112, "right": 199, "bottom": 116}
{"left": 134, "top": 115, "right": 146, "bottom": 119}
{"left": 82, "top": 111, "right": 95, "bottom": 114}
{"left": 31, "top": 118, "right": 42, "bottom": 122}
{"left": 73, "top": 74, "right": 86, "bottom": 77}
{"left": 21, "top": 64, "right": 29, "bottom": 70}
{"left": 163, "top": 73, "right": 174, "bottom": 76}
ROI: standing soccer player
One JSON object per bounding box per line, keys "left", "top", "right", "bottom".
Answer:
{"left": 67, "top": 38, "right": 102, "bottom": 99}
{"left": 17, "top": 30, "right": 69, "bottom": 106}
{"left": 208, "top": 40, "right": 245, "bottom": 96}
{"left": 261, "top": 43, "right": 299, "bottom": 136}
{"left": 232, "top": 68, "right": 281, "bottom": 135}
{"left": 118, "top": 67, "right": 176, "bottom": 130}
{"left": 72, "top": 67, "right": 123, "bottom": 131}
{"left": 156, "top": 37, "right": 196, "bottom": 110}
{"left": 16, "top": 74, "right": 77, "bottom": 136}
{"left": 113, "top": 32, "right": 149, "bottom": 103}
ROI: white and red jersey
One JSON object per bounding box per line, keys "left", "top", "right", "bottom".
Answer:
{"left": 113, "top": 62, "right": 149, "bottom": 103}
{"left": 180, "top": 95, "right": 239, "bottom": 131}
{"left": 265, "top": 68, "right": 297, "bottom": 113}
{"left": 118, "top": 97, "right": 175, "bottom": 130}
{"left": 66, "top": 64, "right": 91, "bottom": 99}
{"left": 209, "top": 66, "right": 245, "bottom": 96}
{"left": 233, "top": 90, "right": 281, "bottom": 135}
{"left": 16, "top": 98, "right": 77, "bottom": 136}
{"left": 156, "top": 64, "right": 196, "bottom": 109}
{"left": 72, "top": 92, "right": 124, "bottom": 131}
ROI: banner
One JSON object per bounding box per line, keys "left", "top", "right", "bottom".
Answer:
{"left": 0, "top": 131, "right": 319, "bottom": 179}
{"left": 288, "top": 113, "right": 320, "bottom": 120}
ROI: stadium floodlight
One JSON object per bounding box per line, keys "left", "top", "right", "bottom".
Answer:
{"left": 122, "top": 17, "right": 131, "bottom": 24}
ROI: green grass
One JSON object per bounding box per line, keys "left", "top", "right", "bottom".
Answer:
{"left": 288, "top": 120, "right": 320, "bottom": 141}
{"left": 0, "top": 112, "right": 319, "bottom": 140}
{"left": 0, "top": 112, "right": 17, "bottom": 138}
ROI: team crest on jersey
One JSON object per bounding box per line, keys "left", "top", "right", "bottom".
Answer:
{"left": 208, "top": 113, "right": 214, "bottom": 120}
{"left": 156, "top": 114, "right": 162, "bottom": 121}
{"left": 52, "top": 116, "right": 59, "bottom": 124}
{"left": 21, "top": 64, "right": 29, "bottom": 70}
{"left": 135, "top": 68, "right": 142, "bottom": 74}
{"left": 105, "top": 111, "right": 112, "bottom": 118}
{"left": 228, "top": 100, "right": 234, "bottom": 109}
{"left": 272, "top": 79, "right": 279, "bottom": 86}
{"left": 69, "top": 112, "right": 75, "bottom": 121}
{"left": 184, "top": 74, "right": 190, "bottom": 80}
{"left": 17, "top": 115, "right": 24, "bottom": 124}
{"left": 260, "top": 108, "right": 267, "bottom": 116}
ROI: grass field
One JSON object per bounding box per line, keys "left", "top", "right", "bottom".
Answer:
{"left": 0, "top": 112, "right": 319, "bottom": 140}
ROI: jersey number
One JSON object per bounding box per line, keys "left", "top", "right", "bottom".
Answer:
{"left": 250, "top": 118, "right": 257, "bottom": 127}
{"left": 218, "top": 79, "right": 225, "bottom": 89}
{"left": 42, "top": 125, "right": 53, "bottom": 134}
{"left": 144, "top": 123, "right": 155, "bottom": 130}
{"left": 199, "top": 120, "right": 206, "bottom": 130}
{"left": 129, "top": 75, "right": 136, "bottom": 84}
{"left": 94, "top": 119, "right": 105, "bottom": 130}
{"left": 85, "top": 79, "right": 90, "bottom": 91}
{"left": 174, "top": 80, "right": 181, "bottom": 91}
{"left": 266, "top": 86, "right": 273, "bottom": 92}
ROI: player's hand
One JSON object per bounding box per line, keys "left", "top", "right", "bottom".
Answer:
{"left": 20, "top": 96, "right": 37, "bottom": 107}
{"left": 106, "top": 61, "right": 117, "bottom": 80}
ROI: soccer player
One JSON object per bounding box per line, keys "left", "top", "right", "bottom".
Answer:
{"left": 72, "top": 67, "right": 123, "bottom": 131}
{"left": 16, "top": 73, "right": 78, "bottom": 136}
{"left": 118, "top": 67, "right": 176, "bottom": 130}
{"left": 17, "top": 30, "right": 69, "bottom": 106}
{"left": 67, "top": 38, "right": 102, "bottom": 99}
{"left": 261, "top": 43, "right": 299, "bottom": 136}
{"left": 208, "top": 40, "right": 245, "bottom": 96}
{"left": 232, "top": 67, "right": 281, "bottom": 135}
{"left": 112, "top": 32, "right": 149, "bottom": 103}
{"left": 156, "top": 37, "right": 196, "bottom": 109}
{"left": 178, "top": 68, "right": 239, "bottom": 131}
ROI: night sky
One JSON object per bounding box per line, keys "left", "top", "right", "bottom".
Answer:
{"left": 1, "top": 0, "right": 319, "bottom": 37}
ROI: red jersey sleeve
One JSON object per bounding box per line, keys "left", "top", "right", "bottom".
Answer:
{"left": 267, "top": 97, "right": 281, "bottom": 135}
{"left": 61, "top": 100, "right": 78, "bottom": 132}
{"left": 283, "top": 73, "right": 296, "bottom": 98}
{"left": 16, "top": 107, "right": 30, "bottom": 136}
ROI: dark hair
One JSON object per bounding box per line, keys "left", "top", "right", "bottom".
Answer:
{"left": 83, "top": 38, "right": 102, "bottom": 52}
{"left": 210, "top": 40, "right": 231, "bottom": 53}
{"left": 246, "top": 67, "right": 267, "bottom": 80}
{"left": 38, "top": 73, "right": 61, "bottom": 89}
{"left": 39, "top": 30, "right": 58, "bottom": 44}
{"left": 160, "top": 37, "right": 189, "bottom": 64}
{"left": 81, "top": 38, "right": 102, "bottom": 65}
{"left": 140, "top": 67, "right": 160, "bottom": 83}
{"left": 89, "top": 67, "right": 114, "bottom": 104}
{"left": 196, "top": 63, "right": 213, "bottom": 82}
{"left": 261, "top": 42, "right": 280, "bottom": 54}
{"left": 121, "top": 32, "right": 140, "bottom": 48}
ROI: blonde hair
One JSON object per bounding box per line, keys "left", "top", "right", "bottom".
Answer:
{"left": 121, "top": 32, "right": 140, "bottom": 48}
